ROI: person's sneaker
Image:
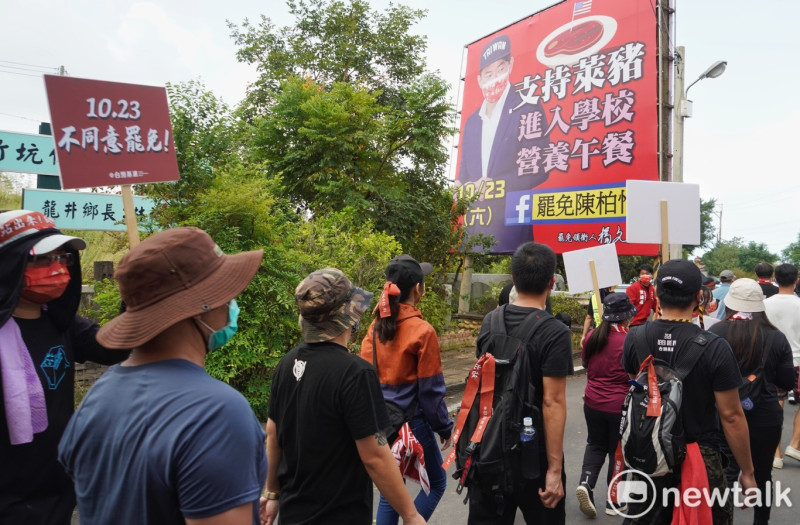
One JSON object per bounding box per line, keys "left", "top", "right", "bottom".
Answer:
{"left": 606, "top": 500, "right": 628, "bottom": 516}
{"left": 789, "top": 390, "right": 797, "bottom": 405}
{"left": 774, "top": 456, "right": 784, "bottom": 469}
{"left": 786, "top": 445, "right": 800, "bottom": 462}
{"left": 576, "top": 482, "right": 597, "bottom": 517}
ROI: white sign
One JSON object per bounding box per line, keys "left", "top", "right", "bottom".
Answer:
{"left": 625, "top": 180, "right": 701, "bottom": 245}
{"left": 563, "top": 244, "right": 623, "bottom": 293}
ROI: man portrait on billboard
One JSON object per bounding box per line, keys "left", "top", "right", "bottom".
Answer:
{"left": 456, "top": 33, "right": 551, "bottom": 253}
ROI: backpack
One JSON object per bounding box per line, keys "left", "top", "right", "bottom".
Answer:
{"left": 372, "top": 329, "right": 417, "bottom": 444}
{"left": 442, "top": 306, "right": 553, "bottom": 497}
{"left": 619, "top": 324, "right": 715, "bottom": 477}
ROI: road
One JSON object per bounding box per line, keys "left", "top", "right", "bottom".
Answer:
{"left": 374, "top": 374, "right": 800, "bottom": 524}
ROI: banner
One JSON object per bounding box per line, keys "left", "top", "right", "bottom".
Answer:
{"left": 0, "top": 131, "right": 58, "bottom": 175}
{"left": 455, "top": 0, "right": 658, "bottom": 254}
{"left": 22, "top": 188, "right": 156, "bottom": 231}
{"left": 44, "top": 75, "right": 180, "bottom": 189}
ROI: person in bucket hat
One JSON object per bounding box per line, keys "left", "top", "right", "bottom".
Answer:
{"left": 263, "top": 268, "right": 426, "bottom": 525}
{"left": 576, "top": 293, "right": 636, "bottom": 517}
{"left": 0, "top": 209, "right": 126, "bottom": 525}
{"left": 58, "top": 227, "right": 267, "bottom": 525}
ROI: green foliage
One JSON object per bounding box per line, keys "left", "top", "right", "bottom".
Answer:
{"left": 550, "top": 293, "right": 585, "bottom": 328}
{"left": 0, "top": 173, "right": 22, "bottom": 210}
{"left": 84, "top": 278, "right": 122, "bottom": 325}
{"left": 228, "top": 0, "right": 428, "bottom": 113}
{"left": 701, "top": 237, "right": 778, "bottom": 277}
{"left": 782, "top": 233, "right": 800, "bottom": 266}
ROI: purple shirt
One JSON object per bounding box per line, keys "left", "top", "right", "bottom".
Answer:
{"left": 581, "top": 329, "right": 630, "bottom": 413}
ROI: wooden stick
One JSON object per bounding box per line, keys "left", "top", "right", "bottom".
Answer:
{"left": 121, "top": 185, "right": 140, "bottom": 248}
{"left": 589, "top": 259, "right": 603, "bottom": 319}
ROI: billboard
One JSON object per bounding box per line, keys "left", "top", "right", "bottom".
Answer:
{"left": 0, "top": 131, "right": 58, "bottom": 175}
{"left": 455, "top": 0, "right": 658, "bottom": 254}
{"left": 44, "top": 75, "right": 180, "bottom": 190}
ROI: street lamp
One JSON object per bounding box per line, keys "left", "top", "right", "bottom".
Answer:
{"left": 670, "top": 46, "right": 726, "bottom": 260}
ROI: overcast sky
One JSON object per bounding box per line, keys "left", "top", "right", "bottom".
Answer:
{"left": 1, "top": 0, "right": 797, "bottom": 257}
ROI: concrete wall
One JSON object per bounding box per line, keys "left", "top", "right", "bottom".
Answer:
{"left": 447, "top": 273, "right": 511, "bottom": 302}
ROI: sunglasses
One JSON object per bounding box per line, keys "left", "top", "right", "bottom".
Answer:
{"left": 28, "top": 252, "right": 75, "bottom": 267}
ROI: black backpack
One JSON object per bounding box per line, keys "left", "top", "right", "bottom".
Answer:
{"left": 443, "top": 306, "right": 553, "bottom": 497}
{"left": 738, "top": 344, "right": 767, "bottom": 411}
{"left": 619, "top": 324, "right": 715, "bottom": 477}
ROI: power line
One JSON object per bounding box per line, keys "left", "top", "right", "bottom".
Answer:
{"left": 0, "top": 68, "right": 42, "bottom": 78}
{"left": 0, "top": 59, "right": 58, "bottom": 70}
{"left": 0, "top": 63, "right": 57, "bottom": 74}
{"left": 0, "top": 111, "right": 43, "bottom": 122}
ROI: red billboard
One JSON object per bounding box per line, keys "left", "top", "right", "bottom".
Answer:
{"left": 44, "top": 75, "right": 180, "bottom": 190}
{"left": 455, "top": 0, "right": 658, "bottom": 255}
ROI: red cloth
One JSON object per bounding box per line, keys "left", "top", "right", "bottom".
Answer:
{"left": 670, "top": 443, "right": 712, "bottom": 525}
{"left": 391, "top": 423, "right": 430, "bottom": 495}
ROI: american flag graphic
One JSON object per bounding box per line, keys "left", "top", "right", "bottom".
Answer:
{"left": 573, "top": 0, "right": 592, "bottom": 16}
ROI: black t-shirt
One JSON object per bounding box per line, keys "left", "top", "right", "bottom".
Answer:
{"left": 708, "top": 321, "right": 796, "bottom": 427}
{"left": 759, "top": 282, "right": 779, "bottom": 299}
{"left": 622, "top": 320, "right": 742, "bottom": 448}
{"left": 0, "top": 312, "right": 124, "bottom": 524}
{"left": 269, "top": 341, "right": 389, "bottom": 525}
{"left": 476, "top": 304, "right": 574, "bottom": 391}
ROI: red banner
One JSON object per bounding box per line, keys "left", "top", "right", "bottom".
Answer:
{"left": 455, "top": 0, "right": 658, "bottom": 255}
{"left": 44, "top": 75, "right": 179, "bottom": 190}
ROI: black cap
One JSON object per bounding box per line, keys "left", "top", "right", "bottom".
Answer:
{"left": 386, "top": 255, "right": 433, "bottom": 294}
{"left": 601, "top": 293, "right": 637, "bottom": 322}
{"left": 656, "top": 259, "right": 702, "bottom": 295}
{"left": 702, "top": 275, "right": 717, "bottom": 286}
{"left": 480, "top": 35, "right": 511, "bottom": 71}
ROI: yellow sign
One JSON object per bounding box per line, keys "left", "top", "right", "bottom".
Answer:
{"left": 532, "top": 186, "right": 626, "bottom": 222}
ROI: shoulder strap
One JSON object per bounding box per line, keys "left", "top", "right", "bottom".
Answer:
{"left": 489, "top": 304, "right": 508, "bottom": 336}
{"left": 631, "top": 323, "right": 651, "bottom": 365}
{"left": 673, "top": 331, "right": 717, "bottom": 381}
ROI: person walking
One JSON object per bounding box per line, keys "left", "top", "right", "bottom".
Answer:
{"left": 360, "top": 255, "right": 453, "bottom": 525}
{"left": 575, "top": 293, "right": 637, "bottom": 518}
{"left": 709, "top": 278, "right": 795, "bottom": 525}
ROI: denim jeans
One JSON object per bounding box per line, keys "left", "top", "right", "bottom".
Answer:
{"left": 375, "top": 417, "right": 447, "bottom": 525}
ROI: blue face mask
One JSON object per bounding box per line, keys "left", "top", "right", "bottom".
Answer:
{"left": 197, "top": 300, "right": 240, "bottom": 352}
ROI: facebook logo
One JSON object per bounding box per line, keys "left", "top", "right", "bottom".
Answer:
{"left": 505, "top": 190, "right": 534, "bottom": 225}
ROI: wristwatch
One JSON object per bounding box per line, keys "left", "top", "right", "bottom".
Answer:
{"left": 264, "top": 491, "right": 280, "bottom": 500}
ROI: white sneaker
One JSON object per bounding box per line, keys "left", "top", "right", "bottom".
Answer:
{"left": 576, "top": 483, "right": 597, "bottom": 518}
{"left": 786, "top": 446, "right": 800, "bottom": 462}
{"left": 774, "top": 457, "right": 784, "bottom": 469}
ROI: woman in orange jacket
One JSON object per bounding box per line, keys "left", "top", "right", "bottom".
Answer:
{"left": 360, "top": 255, "right": 453, "bottom": 525}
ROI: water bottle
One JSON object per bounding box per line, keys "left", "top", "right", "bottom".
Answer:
{"left": 520, "top": 417, "right": 535, "bottom": 442}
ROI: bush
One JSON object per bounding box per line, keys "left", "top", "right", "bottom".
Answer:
{"left": 550, "top": 293, "right": 586, "bottom": 328}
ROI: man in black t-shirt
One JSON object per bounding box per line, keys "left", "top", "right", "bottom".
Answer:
{"left": 264, "top": 268, "right": 426, "bottom": 525}
{"left": 621, "top": 259, "right": 756, "bottom": 525}
{"left": 755, "top": 261, "right": 779, "bottom": 299}
{"left": 470, "top": 243, "right": 573, "bottom": 525}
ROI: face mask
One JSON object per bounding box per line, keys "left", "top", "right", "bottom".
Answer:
{"left": 640, "top": 274, "right": 652, "bottom": 286}
{"left": 197, "top": 299, "right": 240, "bottom": 352}
{"left": 21, "top": 261, "right": 70, "bottom": 303}
{"left": 479, "top": 71, "right": 509, "bottom": 104}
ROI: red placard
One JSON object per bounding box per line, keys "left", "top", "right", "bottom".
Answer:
{"left": 455, "top": 0, "right": 658, "bottom": 255}
{"left": 44, "top": 75, "right": 179, "bottom": 189}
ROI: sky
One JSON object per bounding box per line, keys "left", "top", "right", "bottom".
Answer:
{"left": 1, "top": 0, "right": 798, "bottom": 257}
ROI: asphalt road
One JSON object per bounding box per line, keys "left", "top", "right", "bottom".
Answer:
{"left": 374, "top": 374, "right": 800, "bottom": 524}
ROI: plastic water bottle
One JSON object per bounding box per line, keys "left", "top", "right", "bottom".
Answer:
{"left": 520, "top": 417, "right": 535, "bottom": 442}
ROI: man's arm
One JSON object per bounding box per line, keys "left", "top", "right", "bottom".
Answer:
{"left": 715, "top": 389, "right": 756, "bottom": 492}
{"left": 260, "top": 419, "right": 281, "bottom": 525}
{"left": 538, "top": 375, "right": 566, "bottom": 509}
{"left": 355, "top": 432, "right": 426, "bottom": 525}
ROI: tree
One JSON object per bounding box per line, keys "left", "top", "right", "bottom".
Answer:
{"left": 781, "top": 233, "right": 800, "bottom": 265}
{"left": 229, "top": 1, "right": 460, "bottom": 267}
{"left": 701, "top": 237, "right": 778, "bottom": 277}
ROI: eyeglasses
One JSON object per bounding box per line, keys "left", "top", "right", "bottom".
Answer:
{"left": 28, "top": 253, "right": 74, "bottom": 267}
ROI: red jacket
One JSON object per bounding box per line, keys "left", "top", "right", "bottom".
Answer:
{"left": 627, "top": 280, "right": 656, "bottom": 326}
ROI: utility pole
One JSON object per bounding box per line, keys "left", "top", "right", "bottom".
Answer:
{"left": 710, "top": 203, "right": 723, "bottom": 245}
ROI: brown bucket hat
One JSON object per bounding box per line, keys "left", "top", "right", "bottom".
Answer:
{"left": 295, "top": 268, "right": 373, "bottom": 343}
{"left": 97, "top": 227, "right": 263, "bottom": 349}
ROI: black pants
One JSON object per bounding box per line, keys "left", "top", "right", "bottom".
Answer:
{"left": 467, "top": 464, "right": 566, "bottom": 525}
{"left": 579, "top": 404, "right": 622, "bottom": 490}
{"left": 723, "top": 423, "right": 782, "bottom": 525}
